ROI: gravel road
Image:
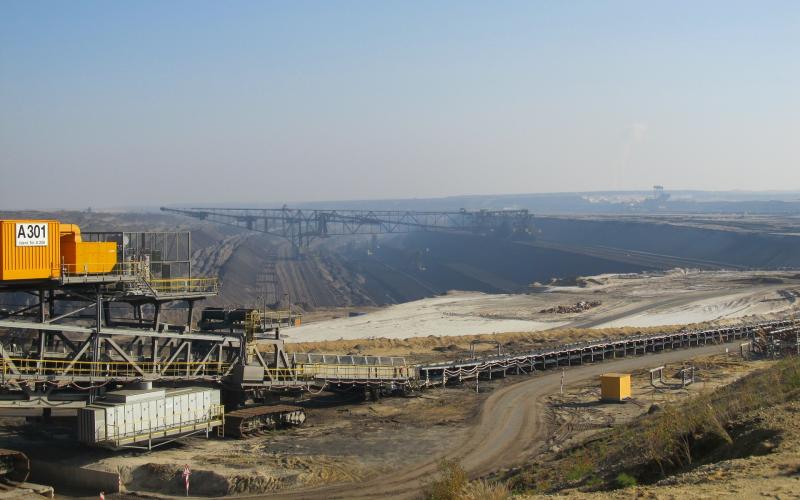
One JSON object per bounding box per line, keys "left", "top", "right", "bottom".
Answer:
{"left": 253, "top": 341, "right": 742, "bottom": 499}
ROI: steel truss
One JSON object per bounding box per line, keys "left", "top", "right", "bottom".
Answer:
{"left": 0, "top": 280, "right": 244, "bottom": 407}
{"left": 0, "top": 282, "right": 413, "bottom": 410}
{"left": 161, "top": 206, "right": 535, "bottom": 251}
{"left": 418, "top": 319, "right": 800, "bottom": 385}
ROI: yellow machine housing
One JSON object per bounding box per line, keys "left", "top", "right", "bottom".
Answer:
{"left": 0, "top": 220, "right": 61, "bottom": 281}
{"left": 59, "top": 224, "right": 117, "bottom": 275}
{"left": 600, "top": 373, "right": 631, "bottom": 401}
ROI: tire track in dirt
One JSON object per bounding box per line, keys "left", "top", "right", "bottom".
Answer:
{"left": 248, "top": 341, "right": 743, "bottom": 499}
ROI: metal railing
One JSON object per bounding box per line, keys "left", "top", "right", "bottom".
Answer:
{"left": 293, "top": 353, "right": 407, "bottom": 366}
{"left": 60, "top": 261, "right": 219, "bottom": 296}
{"left": 103, "top": 403, "right": 225, "bottom": 444}
{"left": 264, "top": 367, "right": 307, "bottom": 381}
{"left": 249, "top": 364, "right": 415, "bottom": 382}
{"left": 0, "top": 357, "right": 414, "bottom": 383}
{"left": 262, "top": 310, "right": 301, "bottom": 321}
{"left": 61, "top": 261, "right": 148, "bottom": 278}
{"left": 296, "top": 363, "right": 413, "bottom": 380}
{"left": 147, "top": 278, "right": 219, "bottom": 295}
{"left": 1, "top": 358, "right": 231, "bottom": 379}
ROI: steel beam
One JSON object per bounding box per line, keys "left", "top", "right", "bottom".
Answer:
{"left": 161, "top": 206, "right": 535, "bottom": 250}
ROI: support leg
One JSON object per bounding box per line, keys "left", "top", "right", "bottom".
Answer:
{"left": 186, "top": 300, "right": 195, "bottom": 333}
{"left": 152, "top": 303, "right": 161, "bottom": 332}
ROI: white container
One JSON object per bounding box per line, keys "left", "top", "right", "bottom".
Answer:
{"left": 77, "top": 387, "right": 222, "bottom": 448}
{"left": 105, "top": 388, "right": 165, "bottom": 404}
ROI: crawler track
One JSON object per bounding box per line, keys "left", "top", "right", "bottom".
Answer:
{"left": 224, "top": 405, "right": 306, "bottom": 438}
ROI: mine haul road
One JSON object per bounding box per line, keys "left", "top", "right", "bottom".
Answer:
{"left": 256, "top": 341, "right": 743, "bottom": 500}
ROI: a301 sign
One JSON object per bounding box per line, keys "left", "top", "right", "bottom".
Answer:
{"left": 15, "top": 223, "right": 49, "bottom": 247}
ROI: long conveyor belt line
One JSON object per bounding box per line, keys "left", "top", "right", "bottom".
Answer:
{"left": 0, "top": 320, "right": 795, "bottom": 392}
{"left": 416, "top": 319, "right": 798, "bottom": 386}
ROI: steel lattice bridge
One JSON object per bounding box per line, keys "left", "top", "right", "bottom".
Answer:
{"left": 161, "top": 206, "right": 535, "bottom": 249}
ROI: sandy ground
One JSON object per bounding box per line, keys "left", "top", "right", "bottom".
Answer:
{"left": 256, "top": 343, "right": 767, "bottom": 499}
{"left": 283, "top": 270, "right": 800, "bottom": 343}
{"left": 538, "top": 354, "right": 776, "bottom": 456}
{"left": 520, "top": 355, "right": 800, "bottom": 500}
{"left": 284, "top": 292, "right": 570, "bottom": 342}
{"left": 0, "top": 388, "right": 481, "bottom": 498}
{"left": 0, "top": 342, "right": 786, "bottom": 498}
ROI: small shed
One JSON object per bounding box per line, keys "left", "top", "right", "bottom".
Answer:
{"left": 600, "top": 373, "right": 631, "bottom": 401}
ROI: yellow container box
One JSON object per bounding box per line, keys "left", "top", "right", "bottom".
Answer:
{"left": 0, "top": 220, "right": 61, "bottom": 281}
{"left": 600, "top": 373, "right": 631, "bottom": 401}
{"left": 60, "top": 224, "right": 117, "bottom": 275}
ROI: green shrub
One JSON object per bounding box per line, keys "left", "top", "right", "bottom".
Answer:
{"left": 564, "top": 461, "right": 593, "bottom": 482}
{"left": 615, "top": 472, "right": 637, "bottom": 488}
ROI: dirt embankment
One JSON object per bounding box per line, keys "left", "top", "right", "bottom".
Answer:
{"left": 533, "top": 216, "right": 800, "bottom": 269}
{"left": 505, "top": 355, "right": 800, "bottom": 499}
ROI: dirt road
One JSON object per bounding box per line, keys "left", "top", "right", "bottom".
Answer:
{"left": 250, "top": 341, "right": 742, "bottom": 499}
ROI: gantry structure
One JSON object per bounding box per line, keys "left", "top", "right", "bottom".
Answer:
{"left": 161, "top": 206, "right": 536, "bottom": 251}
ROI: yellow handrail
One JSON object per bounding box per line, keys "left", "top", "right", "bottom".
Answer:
{"left": 60, "top": 261, "right": 219, "bottom": 295}
{"left": 61, "top": 261, "right": 148, "bottom": 277}
{"left": 1, "top": 359, "right": 412, "bottom": 381}
{"left": 147, "top": 278, "right": 219, "bottom": 294}
{"left": 296, "top": 363, "right": 413, "bottom": 379}
{"left": 0, "top": 358, "right": 231, "bottom": 378}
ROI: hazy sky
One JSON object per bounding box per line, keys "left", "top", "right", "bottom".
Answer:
{"left": 1, "top": 1, "right": 798, "bottom": 209}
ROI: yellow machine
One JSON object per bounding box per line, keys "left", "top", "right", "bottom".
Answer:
{"left": 0, "top": 220, "right": 117, "bottom": 281}
{"left": 600, "top": 373, "right": 631, "bottom": 401}
{"left": 59, "top": 224, "right": 117, "bottom": 274}
{"left": 0, "top": 220, "right": 61, "bottom": 281}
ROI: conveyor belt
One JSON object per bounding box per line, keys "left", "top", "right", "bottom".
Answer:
{"left": 418, "top": 319, "right": 796, "bottom": 384}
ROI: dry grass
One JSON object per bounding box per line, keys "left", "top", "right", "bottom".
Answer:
{"left": 622, "top": 356, "right": 800, "bottom": 474}
{"left": 424, "top": 460, "right": 509, "bottom": 500}
{"left": 281, "top": 324, "right": 702, "bottom": 360}
{"left": 461, "top": 479, "right": 511, "bottom": 500}
{"left": 507, "top": 355, "right": 800, "bottom": 494}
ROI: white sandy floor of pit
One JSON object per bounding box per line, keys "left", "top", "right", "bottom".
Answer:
{"left": 593, "top": 289, "right": 795, "bottom": 328}
{"left": 282, "top": 292, "right": 569, "bottom": 342}
{"left": 282, "top": 273, "right": 800, "bottom": 342}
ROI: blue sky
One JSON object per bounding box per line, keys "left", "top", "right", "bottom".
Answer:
{"left": 1, "top": 1, "right": 798, "bottom": 209}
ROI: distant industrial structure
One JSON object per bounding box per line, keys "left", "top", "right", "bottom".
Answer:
{"left": 161, "top": 206, "right": 536, "bottom": 255}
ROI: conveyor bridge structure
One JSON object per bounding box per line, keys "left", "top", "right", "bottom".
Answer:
{"left": 1, "top": 317, "right": 797, "bottom": 413}
{"left": 161, "top": 206, "right": 536, "bottom": 253}
{"left": 416, "top": 319, "right": 800, "bottom": 385}
{"left": 0, "top": 310, "right": 417, "bottom": 411}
